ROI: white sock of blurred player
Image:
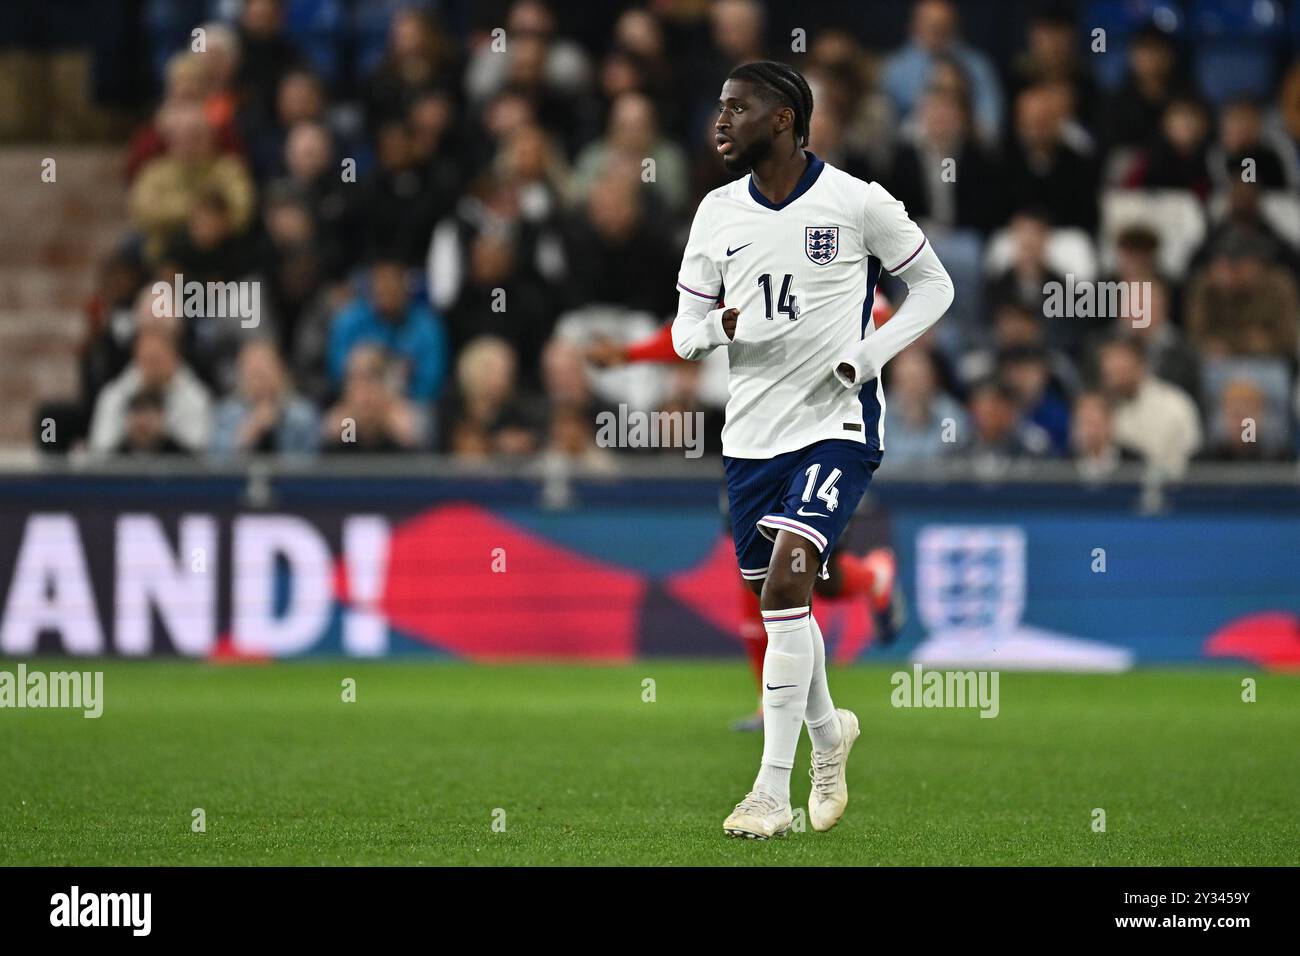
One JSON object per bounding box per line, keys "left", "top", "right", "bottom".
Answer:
{"left": 805, "top": 612, "right": 842, "bottom": 752}
{"left": 753, "top": 606, "right": 814, "bottom": 801}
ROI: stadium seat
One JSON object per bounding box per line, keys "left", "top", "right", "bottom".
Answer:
{"left": 1193, "top": 41, "right": 1279, "bottom": 104}
{"left": 1188, "top": 0, "right": 1286, "bottom": 38}
{"left": 1187, "top": 0, "right": 1286, "bottom": 103}
{"left": 1099, "top": 189, "right": 1208, "bottom": 279}
{"left": 984, "top": 226, "right": 1099, "bottom": 283}
{"left": 285, "top": 0, "right": 346, "bottom": 85}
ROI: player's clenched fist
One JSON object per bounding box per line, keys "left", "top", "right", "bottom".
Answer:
{"left": 721, "top": 308, "right": 740, "bottom": 340}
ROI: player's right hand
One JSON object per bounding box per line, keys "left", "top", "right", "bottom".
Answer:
{"left": 721, "top": 308, "right": 740, "bottom": 340}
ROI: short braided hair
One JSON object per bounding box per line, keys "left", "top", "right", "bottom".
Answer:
{"left": 727, "top": 60, "right": 814, "bottom": 147}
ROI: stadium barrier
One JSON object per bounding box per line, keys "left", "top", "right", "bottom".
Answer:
{"left": 0, "top": 457, "right": 1297, "bottom": 670}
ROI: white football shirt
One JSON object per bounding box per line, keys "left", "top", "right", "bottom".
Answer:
{"left": 675, "top": 153, "right": 928, "bottom": 459}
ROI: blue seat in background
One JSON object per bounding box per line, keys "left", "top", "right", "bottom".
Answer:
{"left": 283, "top": 0, "right": 347, "bottom": 85}
{"left": 1187, "top": 0, "right": 1286, "bottom": 38}
{"left": 1084, "top": 0, "right": 1186, "bottom": 37}
{"left": 1194, "top": 40, "right": 1279, "bottom": 103}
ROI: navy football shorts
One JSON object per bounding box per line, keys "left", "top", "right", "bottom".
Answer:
{"left": 723, "top": 438, "right": 883, "bottom": 582}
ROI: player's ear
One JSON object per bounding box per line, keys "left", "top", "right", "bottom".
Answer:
{"left": 773, "top": 106, "right": 793, "bottom": 137}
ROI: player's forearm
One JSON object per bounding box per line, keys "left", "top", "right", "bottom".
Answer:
{"left": 671, "top": 291, "right": 730, "bottom": 361}
{"left": 833, "top": 245, "right": 953, "bottom": 386}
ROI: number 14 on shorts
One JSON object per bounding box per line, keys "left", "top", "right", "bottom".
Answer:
{"left": 800, "top": 464, "right": 841, "bottom": 513}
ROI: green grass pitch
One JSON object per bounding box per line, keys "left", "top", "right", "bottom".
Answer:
{"left": 2, "top": 661, "right": 1297, "bottom": 866}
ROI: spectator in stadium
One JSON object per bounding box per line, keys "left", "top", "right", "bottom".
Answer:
{"left": 680, "top": 0, "right": 769, "bottom": 122}
{"left": 1280, "top": 57, "right": 1300, "bottom": 153}
{"left": 1007, "top": 7, "right": 1098, "bottom": 133}
{"left": 883, "top": 345, "right": 968, "bottom": 465}
{"left": 984, "top": 209, "right": 1068, "bottom": 346}
{"left": 1184, "top": 234, "right": 1299, "bottom": 360}
{"left": 327, "top": 260, "right": 448, "bottom": 403}
{"left": 573, "top": 92, "right": 688, "bottom": 214}
{"left": 1126, "top": 97, "right": 1212, "bottom": 199}
{"left": 541, "top": 404, "right": 618, "bottom": 471}
{"left": 1209, "top": 97, "right": 1291, "bottom": 192}
{"left": 964, "top": 379, "right": 1052, "bottom": 465}
{"left": 114, "top": 388, "right": 192, "bottom": 456}
{"left": 1004, "top": 84, "right": 1098, "bottom": 231}
{"left": 246, "top": 67, "right": 330, "bottom": 183}
{"left": 88, "top": 314, "right": 213, "bottom": 455}
{"left": 365, "top": 7, "right": 458, "bottom": 131}
{"left": 358, "top": 119, "right": 451, "bottom": 266}
{"left": 322, "top": 345, "right": 427, "bottom": 453}
{"left": 161, "top": 190, "right": 256, "bottom": 287}
{"left": 606, "top": 8, "right": 676, "bottom": 127}
{"left": 125, "top": 51, "right": 245, "bottom": 183}
{"left": 958, "top": 300, "right": 1080, "bottom": 395}
{"left": 1070, "top": 390, "right": 1136, "bottom": 480}
{"left": 468, "top": 12, "right": 598, "bottom": 155}
{"left": 1190, "top": 181, "right": 1300, "bottom": 280}
{"left": 464, "top": 0, "right": 593, "bottom": 107}
{"left": 195, "top": 20, "right": 242, "bottom": 127}
{"left": 563, "top": 162, "right": 676, "bottom": 316}
{"left": 439, "top": 336, "right": 543, "bottom": 457}
{"left": 1100, "top": 23, "right": 1191, "bottom": 150}
{"left": 210, "top": 338, "right": 319, "bottom": 458}
{"left": 441, "top": 229, "right": 555, "bottom": 386}
{"left": 1126, "top": 278, "right": 1200, "bottom": 402}
{"left": 1200, "top": 378, "right": 1293, "bottom": 462}
{"left": 654, "top": 362, "right": 726, "bottom": 457}
{"left": 409, "top": 88, "right": 467, "bottom": 215}
{"left": 805, "top": 99, "right": 875, "bottom": 186}
{"left": 234, "top": 0, "right": 303, "bottom": 129}
{"left": 497, "top": 122, "right": 572, "bottom": 222}
{"left": 256, "top": 181, "right": 343, "bottom": 357}
{"left": 537, "top": 337, "right": 624, "bottom": 465}
{"left": 280, "top": 120, "right": 357, "bottom": 269}
{"left": 128, "top": 101, "right": 256, "bottom": 262}
{"left": 998, "top": 345, "right": 1072, "bottom": 455}
{"left": 806, "top": 30, "right": 897, "bottom": 175}
{"left": 1097, "top": 335, "right": 1201, "bottom": 476}
{"left": 78, "top": 250, "right": 149, "bottom": 412}
{"left": 887, "top": 85, "right": 1003, "bottom": 234}
{"left": 883, "top": 0, "right": 1004, "bottom": 145}
{"left": 1109, "top": 225, "right": 1169, "bottom": 301}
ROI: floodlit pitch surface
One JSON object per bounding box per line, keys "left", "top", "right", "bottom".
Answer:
{"left": 2, "top": 662, "right": 1296, "bottom": 866}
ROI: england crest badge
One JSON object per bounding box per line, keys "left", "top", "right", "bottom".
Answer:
{"left": 805, "top": 226, "right": 839, "bottom": 264}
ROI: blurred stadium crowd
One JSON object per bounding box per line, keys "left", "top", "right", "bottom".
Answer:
{"left": 30, "top": 0, "right": 1300, "bottom": 476}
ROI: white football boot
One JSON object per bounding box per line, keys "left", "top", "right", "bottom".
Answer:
{"left": 808, "top": 708, "right": 860, "bottom": 832}
{"left": 723, "top": 789, "right": 793, "bottom": 839}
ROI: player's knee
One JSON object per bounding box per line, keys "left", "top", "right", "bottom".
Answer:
{"left": 761, "top": 568, "right": 810, "bottom": 610}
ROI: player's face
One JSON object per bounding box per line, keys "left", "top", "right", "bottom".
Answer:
{"left": 715, "top": 79, "right": 776, "bottom": 174}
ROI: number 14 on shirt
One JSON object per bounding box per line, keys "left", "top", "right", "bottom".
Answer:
{"left": 757, "top": 273, "right": 800, "bottom": 321}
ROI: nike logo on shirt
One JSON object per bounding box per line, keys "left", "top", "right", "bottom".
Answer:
{"left": 726, "top": 242, "right": 753, "bottom": 256}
